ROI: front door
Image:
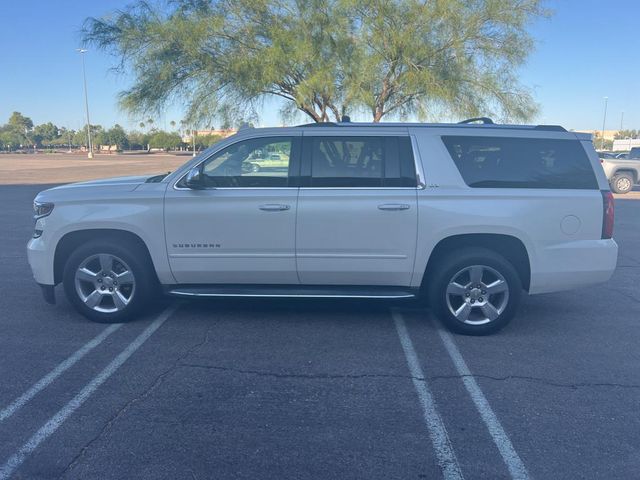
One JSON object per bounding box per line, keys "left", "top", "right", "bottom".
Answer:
{"left": 296, "top": 133, "right": 419, "bottom": 286}
{"left": 164, "top": 134, "right": 301, "bottom": 284}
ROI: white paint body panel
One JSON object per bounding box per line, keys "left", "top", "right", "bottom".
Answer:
{"left": 164, "top": 187, "right": 299, "bottom": 284}
{"left": 296, "top": 188, "right": 417, "bottom": 285}
{"left": 27, "top": 124, "right": 618, "bottom": 298}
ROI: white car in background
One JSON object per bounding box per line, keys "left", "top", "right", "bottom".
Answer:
{"left": 28, "top": 118, "right": 617, "bottom": 335}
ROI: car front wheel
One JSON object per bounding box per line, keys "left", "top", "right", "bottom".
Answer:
{"left": 428, "top": 248, "right": 522, "bottom": 335}
{"left": 63, "top": 240, "right": 154, "bottom": 323}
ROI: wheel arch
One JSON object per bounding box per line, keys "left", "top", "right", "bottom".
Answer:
{"left": 421, "top": 233, "right": 531, "bottom": 292}
{"left": 612, "top": 169, "right": 638, "bottom": 183}
{"left": 54, "top": 229, "right": 158, "bottom": 285}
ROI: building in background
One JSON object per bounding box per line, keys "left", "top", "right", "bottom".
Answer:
{"left": 181, "top": 128, "right": 236, "bottom": 143}
{"left": 574, "top": 130, "right": 620, "bottom": 142}
{"left": 613, "top": 138, "right": 640, "bottom": 151}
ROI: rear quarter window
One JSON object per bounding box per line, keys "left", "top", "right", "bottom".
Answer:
{"left": 442, "top": 136, "right": 598, "bottom": 189}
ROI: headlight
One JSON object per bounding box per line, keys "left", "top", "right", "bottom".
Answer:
{"left": 33, "top": 201, "right": 54, "bottom": 220}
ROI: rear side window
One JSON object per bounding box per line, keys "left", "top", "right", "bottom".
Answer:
{"left": 442, "top": 136, "right": 598, "bottom": 189}
{"left": 304, "top": 136, "right": 416, "bottom": 187}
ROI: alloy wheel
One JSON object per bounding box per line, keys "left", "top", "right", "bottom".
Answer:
{"left": 74, "top": 253, "right": 136, "bottom": 313}
{"left": 445, "top": 265, "right": 509, "bottom": 325}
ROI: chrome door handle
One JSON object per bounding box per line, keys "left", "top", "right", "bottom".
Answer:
{"left": 259, "top": 204, "right": 291, "bottom": 211}
{"left": 378, "top": 204, "right": 410, "bottom": 211}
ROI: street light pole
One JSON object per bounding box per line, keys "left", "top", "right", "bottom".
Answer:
{"left": 77, "top": 48, "right": 93, "bottom": 158}
{"left": 600, "top": 96, "right": 608, "bottom": 151}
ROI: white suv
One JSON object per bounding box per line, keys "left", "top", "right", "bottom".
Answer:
{"left": 27, "top": 119, "right": 618, "bottom": 335}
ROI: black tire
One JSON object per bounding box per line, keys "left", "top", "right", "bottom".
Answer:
{"left": 610, "top": 173, "right": 634, "bottom": 194}
{"left": 63, "top": 240, "right": 155, "bottom": 323}
{"left": 428, "top": 247, "right": 522, "bottom": 335}
{"left": 251, "top": 163, "right": 261, "bottom": 173}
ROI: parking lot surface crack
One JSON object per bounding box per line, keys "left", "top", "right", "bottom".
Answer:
{"left": 176, "top": 364, "right": 640, "bottom": 391}
{"left": 177, "top": 362, "right": 417, "bottom": 381}
{"left": 58, "top": 326, "right": 214, "bottom": 479}
{"left": 429, "top": 373, "right": 640, "bottom": 390}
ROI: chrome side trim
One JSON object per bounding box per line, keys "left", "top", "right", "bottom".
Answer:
{"left": 168, "top": 291, "right": 416, "bottom": 299}
{"left": 297, "top": 253, "right": 407, "bottom": 259}
{"left": 169, "top": 253, "right": 295, "bottom": 258}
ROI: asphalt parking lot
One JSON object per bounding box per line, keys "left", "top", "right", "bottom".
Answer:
{"left": 1, "top": 184, "right": 639, "bottom": 479}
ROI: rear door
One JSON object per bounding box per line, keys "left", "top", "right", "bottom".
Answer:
{"left": 164, "top": 133, "right": 301, "bottom": 284}
{"left": 296, "top": 131, "right": 419, "bottom": 286}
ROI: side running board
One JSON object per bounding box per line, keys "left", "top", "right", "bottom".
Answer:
{"left": 165, "top": 285, "right": 417, "bottom": 299}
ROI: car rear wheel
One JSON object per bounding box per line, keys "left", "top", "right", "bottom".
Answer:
{"left": 63, "top": 240, "right": 154, "bottom": 323}
{"left": 610, "top": 173, "right": 634, "bottom": 194}
{"left": 428, "top": 248, "right": 522, "bottom": 335}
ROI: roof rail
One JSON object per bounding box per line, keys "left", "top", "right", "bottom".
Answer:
{"left": 458, "top": 117, "right": 495, "bottom": 125}
{"left": 534, "top": 125, "right": 567, "bottom": 132}
{"left": 296, "top": 122, "right": 338, "bottom": 127}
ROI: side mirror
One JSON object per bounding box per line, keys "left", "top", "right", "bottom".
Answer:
{"left": 185, "top": 165, "right": 205, "bottom": 189}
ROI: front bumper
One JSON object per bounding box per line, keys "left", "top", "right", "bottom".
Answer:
{"left": 27, "top": 235, "right": 56, "bottom": 286}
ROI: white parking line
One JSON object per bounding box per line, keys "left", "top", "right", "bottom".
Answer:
{"left": 437, "top": 328, "right": 530, "bottom": 480}
{"left": 391, "top": 310, "right": 464, "bottom": 480}
{"left": 0, "top": 305, "right": 178, "bottom": 480}
{"left": 0, "top": 324, "right": 122, "bottom": 424}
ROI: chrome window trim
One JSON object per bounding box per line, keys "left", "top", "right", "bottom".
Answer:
{"left": 173, "top": 131, "right": 426, "bottom": 191}
{"left": 172, "top": 134, "right": 298, "bottom": 191}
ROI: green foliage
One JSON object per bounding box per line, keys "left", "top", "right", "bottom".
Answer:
{"left": 8, "top": 112, "right": 33, "bottom": 130}
{"left": 33, "top": 122, "right": 60, "bottom": 146}
{"left": 83, "top": 0, "right": 546, "bottom": 123}
{"left": 148, "top": 130, "right": 183, "bottom": 150}
{"left": 126, "top": 130, "right": 150, "bottom": 150}
{"left": 194, "top": 134, "right": 223, "bottom": 150}
{"left": 594, "top": 138, "right": 613, "bottom": 151}
{"left": 99, "top": 124, "right": 129, "bottom": 149}
{"left": 615, "top": 129, "right": 639, "bottom": 139}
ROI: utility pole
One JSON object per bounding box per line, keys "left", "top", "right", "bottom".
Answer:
{"left": 600, "top": 97, "right": 608, "bottom": 150}
{"left": 77, "top": 49, "right": 93, "bottom": 158}
{"left": 192, "top": 128, "right": 197, "bottom": 157}
{"left": 620, "top": 111, "right": 624, "bottom": 131}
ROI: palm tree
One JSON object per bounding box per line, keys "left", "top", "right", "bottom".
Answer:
{"left": 169, "top": 120, "right": 176, "bottom": 130}
{"left": 139, "top": 122, "right": 145, "bottom": 130}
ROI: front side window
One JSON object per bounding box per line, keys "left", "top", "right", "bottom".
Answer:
{"left": 198, "top": 137, "right": 294, "bottom": 187}
{"left": 306, "top": 136, "right": 416, "bottom": 187}
{"left": 442, "top": 136, "right": 598, "bottom": 189}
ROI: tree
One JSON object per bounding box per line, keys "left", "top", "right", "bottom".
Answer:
{"left": 102, "top": 124, "right": 129, "bottom": 149}
{"left": 0, "top": 125, "right": 24, "bottom": 151}
{"left": 74, "top": 124, "right": 103, "bottom": 148}
{"left": 83, "top": 0, "right": 545, "bottom": 124}
{"left": 615, "top": 130, "right": 639, "bottom": 139}
{"left": 195, "top": 134, "right": 223, "bottom": 150}
{"left": 148, "top": 130, "right": 182, "bottom": 150}
{"left": 127, "top": 130, "right": 150, "bottom": 150}
{"left": 8, "top": 112, "right": 33, "bottom": 131}
{"left": 33, "top": 122, "right": 60, "bottom": 146}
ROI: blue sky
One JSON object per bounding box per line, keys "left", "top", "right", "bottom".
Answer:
{"left": 0, "top": 0, "right": 638, "bottom": 131}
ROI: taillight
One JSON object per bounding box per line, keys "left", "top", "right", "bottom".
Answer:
{"left": 601, "top": 190, "right": 614, "bottom": 239}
